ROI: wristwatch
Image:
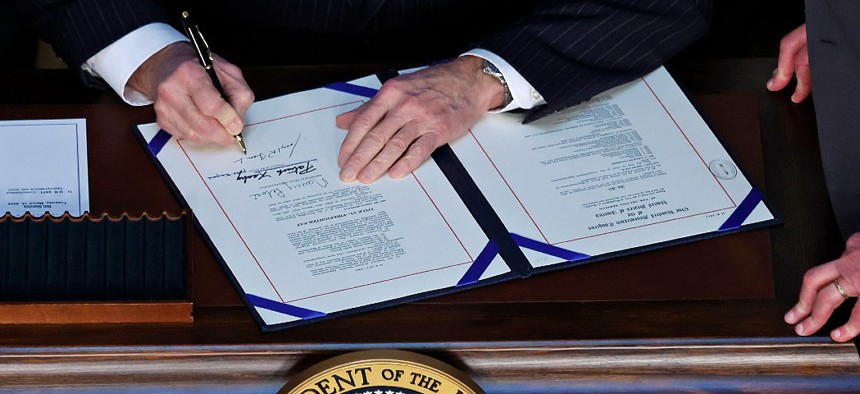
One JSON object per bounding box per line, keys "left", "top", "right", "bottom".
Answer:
{"left": 481, "top": 59, "right": 513, "bottom": 109}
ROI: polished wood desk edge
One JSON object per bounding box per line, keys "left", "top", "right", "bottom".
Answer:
{"left": 0, "top": 337, "right": 856, "bottom": 388}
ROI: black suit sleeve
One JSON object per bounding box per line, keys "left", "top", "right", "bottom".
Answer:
{"left": 476, "top": 0, "right": 712, "bottom": 122}
{"left": 14, "top": 0, "right": 169, "bottom": 86}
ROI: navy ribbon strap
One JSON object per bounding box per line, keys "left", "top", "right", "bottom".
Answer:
{"left": 456, "top": 240, "right": 500, "bottom": 287}
{"left": 246, "top": 293, "right": 326, "bottom": 320}
{"left": 147, "top": 129, "right": 172, "bottom": 156}
{"left": 718, "top": 188, "right": 763, "bottom": 232}
{"left": 324, "top": 82, "right": 379, "bottom": 98}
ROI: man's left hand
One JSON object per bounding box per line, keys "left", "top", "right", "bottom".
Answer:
{"left": 785, "top": 231, "right": 860, "bottom": 342}
{"left": 336, "top": 55, "right": 507, "bottom": 183}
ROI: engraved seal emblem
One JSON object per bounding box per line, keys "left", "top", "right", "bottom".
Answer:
{"left": 279, "top": 350, "right": 484, "bottom": 394}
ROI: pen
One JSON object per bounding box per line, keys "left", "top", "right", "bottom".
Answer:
{"left": 181, "top": 11, "right": 247, "bottom": 154}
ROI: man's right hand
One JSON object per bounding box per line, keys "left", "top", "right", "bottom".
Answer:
{"left": 128, "top": 42, "right": 254, "bottom": 145}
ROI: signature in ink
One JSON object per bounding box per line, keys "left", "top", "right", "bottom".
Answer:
{"left": 248, "top": 176, "right": 330, "bottom": 200}
{"left": 249, "top": 187, "right": 286, "bottom": 200}
{"left": 235, "top": 169, "right": 272, "bottom": 183}
{"left": 233, "top": 133, "right": 302, "bottom": 164}
{"left": 275, "top": 159, "right": 316, "bottom": 176}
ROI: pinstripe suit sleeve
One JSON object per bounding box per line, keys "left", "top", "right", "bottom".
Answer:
{"left": 476, "top": 0, "right": 711, "bottom": 122}
{"left": 15, "top": 0, "right": 169, "bottom": 86}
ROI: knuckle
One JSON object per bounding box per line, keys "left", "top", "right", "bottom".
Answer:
{"left": 801, "top": 271, "right": 817, "bottom": 287}
{"left": 200, "top": 99, "right": 226, "bottom": 117}
{"left": 350, "top": 114, "right": 375, "bottom": 132}
{"left": 192, "top": 119, "right": 210, "bottom": 135}
{"left": 347, "top": 152, "right": 370, "bottom": 166}
{"left": 239, "top": 90, "right": 255, "bottom": 105}
{"left": 386, "top": 137, "right": 410, "bottom": 153}
{"left": 153, "top": 99, "right": 168, "bottom": 115}
{"left": 407, "top": 141, "right": 429, "bottom": 158}
{"left": 363, "top": 131, "right": 389, "bottom": 147}
{"left": 176, "top": 60, "right": 200, "bottom": 76}
{"left": 400, "top": 95, "right": 422, "bottom": 111}
{"left": 156, "top": 84, "right": 177, "bottom": 101}
{"left": 381, "top": 78, "right": 405, "bottom": 92}
{"left": 398, "top": 155, "right": 417, "bottom": 171}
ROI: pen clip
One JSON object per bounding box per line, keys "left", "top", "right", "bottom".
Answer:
{"left": 181, "top": 11, "right": 213, "bottom": 69}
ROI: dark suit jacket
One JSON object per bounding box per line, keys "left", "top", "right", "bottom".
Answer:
{"left": 15, "top": 0, "right": 711, "bottom": 122}
{"left": 806, "top": 0, "right": 860, "bottom": 239}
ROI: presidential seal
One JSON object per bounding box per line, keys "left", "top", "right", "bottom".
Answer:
{"left": 279, "top": 350, "right": 485, "bottom": 394}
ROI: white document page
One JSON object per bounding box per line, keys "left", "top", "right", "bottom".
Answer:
{"left": 137, "top": 76, "right": 508, "bottom": 327}
{"left": 0, "top": 119, "right": 89, "bottom": 217}
{"left": 451, "top": 67, "right": 774, "bottom": 268}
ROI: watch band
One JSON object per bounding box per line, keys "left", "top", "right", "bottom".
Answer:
{"left": 481, "top": 59, "right": 513, "bottom": 109}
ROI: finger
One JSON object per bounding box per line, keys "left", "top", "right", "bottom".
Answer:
{"left": 188, "top": 81, "right": 243, "bottom": 142}
{"left": 338, "top": 98, "right": 391, "bottom": 168}
{"left": 336, "top": 110, "right": 358, "bottom": 131}
{"left": 844, "top": 232, "right": 860, "bottom": 255}
{"left": 832, "top": 301, "right": 860, "bottom": 342}
{"left": 356, "top": 120, "right": 425, "bottom": 184}
{"left": 214, "top": 59, "right": 255, "bottom": 122}
{"left": 795, "top": 282, "right": 846, "bottom": 336}
{"left": 154, "top": 83, "right": 207, "bottom": 143}
{"left": 786, "top": 263, "right": 842, "bottom": 324}
{"left": 768, "top": 24, "right": 807, "bottom": 91}
{"left": 339, "top": 114, "right": 405, "bottom": 183}
{"left": 791, "top": 64, "right": 812, "bottom": 103}
{"left": 389, "top": 132, "right": 441, "bottom": 179}
{"left": 791, "top": 48, "right": 812, "bottom": 103}
{"left": 155, "top": 99, "right": 201, "bottom": 144}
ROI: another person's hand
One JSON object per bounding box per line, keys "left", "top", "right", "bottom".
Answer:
{"left": 336, "top": 55, "right": 507, "bottom": 183}
{"left": 128, "top": 42, "right": 254, "bottom": 145}
{"left": 785, "top": 232, "right": 860, "bottom": 342}
{"left": 766, "top": 24, "right": 811, "bottom": 103}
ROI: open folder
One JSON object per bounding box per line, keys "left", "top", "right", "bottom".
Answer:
{"left": 136, "top": 67, "right": 776, "bottom": 331}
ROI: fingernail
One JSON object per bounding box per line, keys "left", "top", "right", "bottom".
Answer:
{"left": 785, "top": 310, "right": 795, "bottom": 322}
{"left": 832, "top": 328, "right": 842, "bottom": 340}
{"left": 795, "top": 322, "right": 805, "bottom": 335}
{"left": 228, "top": 120, "right": 242, "bottom": 135}
{"left": 340, "top": 167, "right": 356, "bottom": 182}
{"left": 388, "top": 165, "right": 407, "bottom": 180}
{"left": 766, "top": 79, "right": 774, "bottom": 89}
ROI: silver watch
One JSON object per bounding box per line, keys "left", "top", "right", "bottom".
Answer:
{"left": 481, "top": 59, "right": 513, "bottom": 109}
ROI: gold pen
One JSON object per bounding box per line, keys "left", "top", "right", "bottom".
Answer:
{"left": 181, "top": 11, "right": 247, "bottom": 154}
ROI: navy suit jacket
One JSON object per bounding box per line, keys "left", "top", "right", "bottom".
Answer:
{"left": 806, "top": 0, "right": 860, "bottom": 238}
{"left": 15, "top": 0, "right": 711, "bottom": 122}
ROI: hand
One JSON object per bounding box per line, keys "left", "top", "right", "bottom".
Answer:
{"left": 128, "top": 42, "right": 254, "bottom": 145}
{"left": 785, "top": 232, "right": 860, "bottom": 342}
{"left": 336, "top": 55, "right": 507, "bottom": 183}
{"left": 766, "top": 24, "right": 811, "bottom": 103}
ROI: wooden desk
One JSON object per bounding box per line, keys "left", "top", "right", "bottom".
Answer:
{"left": 0, "top": 59, "right": 858, "bottom": 392}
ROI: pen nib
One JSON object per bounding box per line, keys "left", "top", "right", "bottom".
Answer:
{"left": 235, "top": 134, "right": 247, "bottom": 155}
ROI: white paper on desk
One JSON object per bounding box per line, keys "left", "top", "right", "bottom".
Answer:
{"left": 0, "top": 119, "right": 89, "bottom": 217}
{"left": 137, "top": 76, "right": 508, "bottom": 328}
{"left": 450, "top": 67, "right": 775, "bottom": 268}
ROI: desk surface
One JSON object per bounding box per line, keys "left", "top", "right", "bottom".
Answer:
{"left": 0, "top": 58, "right": 857, "bottom": 392}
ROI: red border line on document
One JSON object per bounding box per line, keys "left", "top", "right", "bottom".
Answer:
{"left": 470, "top": 76, "right": 738, "bottom": 247}
{"left": 180, "top": 101, "right": 474, "bottom": 304}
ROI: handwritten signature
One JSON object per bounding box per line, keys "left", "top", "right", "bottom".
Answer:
{"left": 233, "top": 133, "right": 302, "bottom": 165}
{"left": 248, "top": 176, "right": 330, "bottom": 200}
{"left": 208, "top": 159, "right": 318, "bottom": 184}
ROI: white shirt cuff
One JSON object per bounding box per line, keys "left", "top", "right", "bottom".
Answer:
{"left": 82, "top": 23, "right": 189, "bottom": 106}
{"left": 462, "top": 48, "right": 546, "bottom": 112}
